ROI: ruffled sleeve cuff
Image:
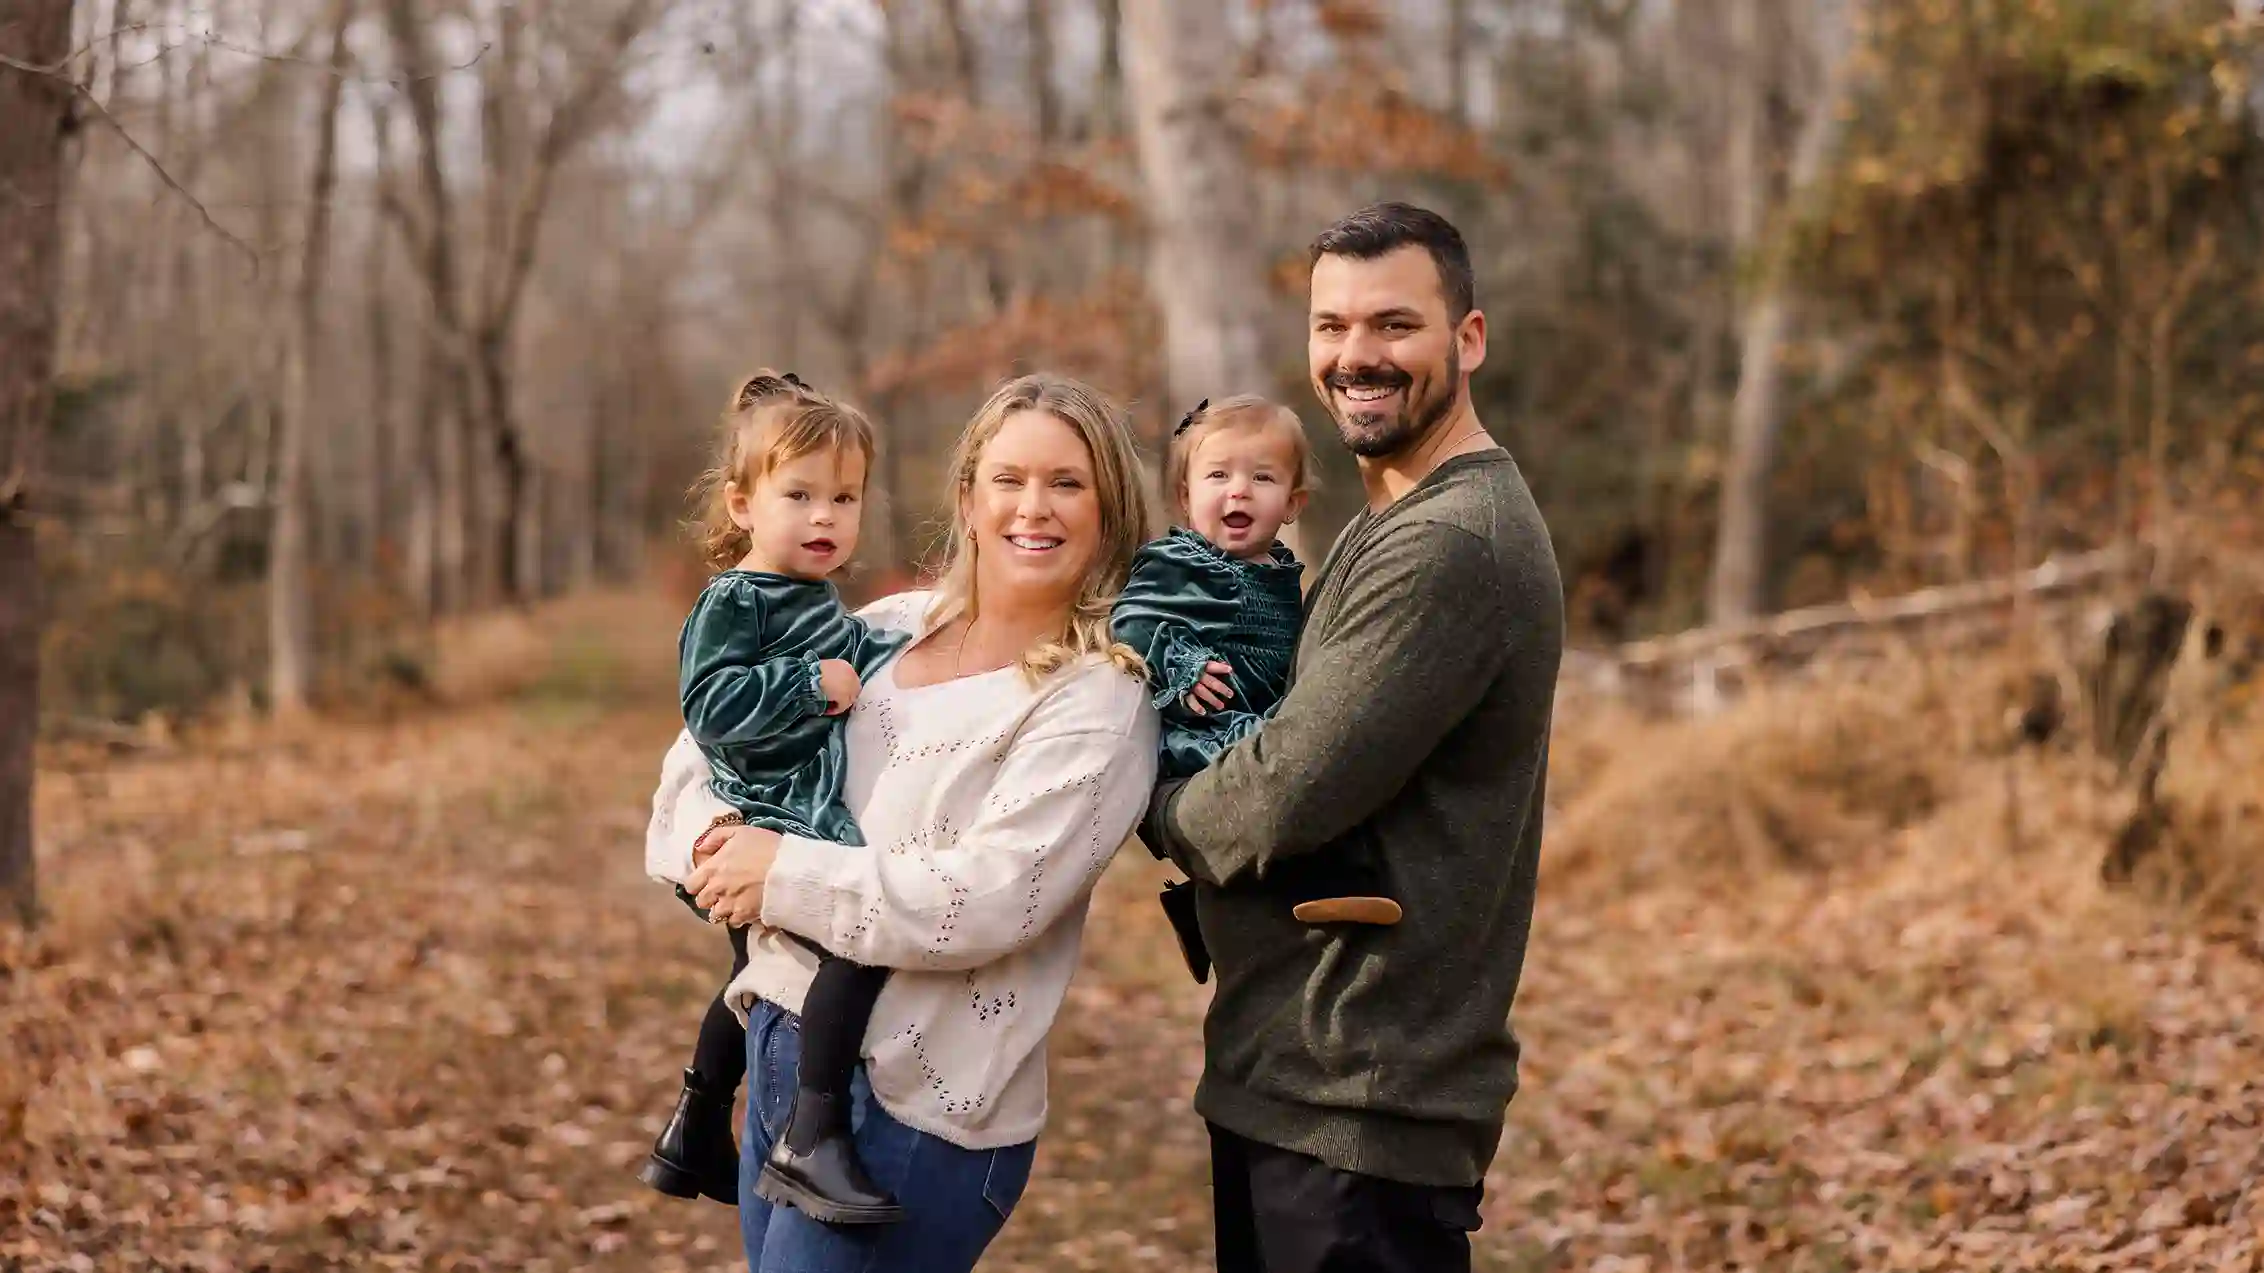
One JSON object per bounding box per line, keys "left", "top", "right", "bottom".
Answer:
{"left": 1149, "top": 632, "right": 1215, "bottom": 710}
{"left": 790, "top": 651, "right": 827, "bottom": 716}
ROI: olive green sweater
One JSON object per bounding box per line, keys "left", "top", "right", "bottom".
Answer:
{"left": 1143, "top": 450, "right": 1564, "bottom": 1188}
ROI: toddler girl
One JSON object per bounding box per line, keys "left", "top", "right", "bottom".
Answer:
{"left": 639, "top": 371, "right": 908, "bottom": 1225}
{"left": 1110, "top": 396, "right": 1400, "bottom": 982}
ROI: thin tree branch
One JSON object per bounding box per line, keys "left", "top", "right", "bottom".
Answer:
{"left": 195, "top": 29, "right": 491, "bottom": 84}
{"left": 16, "top": 21, "right": 489, "bottom": 84}
{"left": 0, "top": 51, "right": 257, "bottom": 264}
{"left": 11, "top": 22, "right": 157, "bottom": 74}
{"left": 484, "top": 0, "right": 667, "bottom": 332}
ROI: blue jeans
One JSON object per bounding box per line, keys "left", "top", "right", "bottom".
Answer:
{"left": 738, "top": 998, "right": 1038, "bottom": 1272}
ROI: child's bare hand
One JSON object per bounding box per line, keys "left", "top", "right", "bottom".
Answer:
{"left": 817, "top": 659, "right": 861, "bottom": 715}
{"left": 1183, "top": 661, "right": 1235, "bottom": 716}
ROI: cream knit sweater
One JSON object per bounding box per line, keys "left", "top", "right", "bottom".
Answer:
{"left": 646, "top": 590, "right": 1159, "bottom": 1150}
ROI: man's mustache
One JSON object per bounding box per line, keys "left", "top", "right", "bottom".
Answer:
{"left": 1324, "top": 365, "right": 1412, "bottom": 393}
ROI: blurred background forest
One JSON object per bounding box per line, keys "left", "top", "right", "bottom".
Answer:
{"left": 18, "top": 0, "right": 2262, "bottom": 723}
{"left": 8, "top": 0, "right": 2264, "bottom": 1269}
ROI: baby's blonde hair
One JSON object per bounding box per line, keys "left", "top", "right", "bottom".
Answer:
{"left": 1163, "top": 394, "right": 1316, "bottom": 520}
{"left": 690, "top": 370, "right": 878, "bottom": 570}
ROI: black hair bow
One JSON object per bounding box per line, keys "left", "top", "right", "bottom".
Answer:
{"left": 1173, "top": 398, "right": 1209, "bottom": 438}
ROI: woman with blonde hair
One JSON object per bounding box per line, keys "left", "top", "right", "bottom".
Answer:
{"left": 648, "top": 372, "right": 1161, "bottom": 1271}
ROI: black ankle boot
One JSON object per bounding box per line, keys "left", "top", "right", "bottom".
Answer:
{"left": 754, "top": 1090, "right": 904, "bottom": 1225}
{"left": 637, "top": 1069, "right": 739, "bottom": 1206}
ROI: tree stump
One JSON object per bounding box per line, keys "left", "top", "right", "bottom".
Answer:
{"left": 2087, "top": 592, "right": 2193, "bottom": 883}
{"left": 2089, "top": 592, "right": 2192, "bottom": 774}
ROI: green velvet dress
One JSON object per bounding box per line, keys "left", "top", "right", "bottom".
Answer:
{"left": 674, "top": 571, "right": 909, "bottom": 912}
{"left": 1110, "top": 528, "right": 1304, "bottom": 783}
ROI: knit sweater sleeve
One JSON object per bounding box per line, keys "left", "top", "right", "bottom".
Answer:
{"left": 758, "top": 664, "right": 1159, "bottom": 972}
{"left": 644, "top": 728, "right": 734, "bottom": 886}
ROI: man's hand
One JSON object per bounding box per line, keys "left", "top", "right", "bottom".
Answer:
{"left": 1182, "top": 660, "right": 1235, "bottom": 716}
{"left": 817, "top": 659, "right": 861, "bottom": 716}
{"left": 685, "top": 825, "right": 784, "bottom": 926}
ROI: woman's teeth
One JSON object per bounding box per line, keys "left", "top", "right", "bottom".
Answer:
{"left": 1007, "top": 535, "right": 1061, "bottom": 551}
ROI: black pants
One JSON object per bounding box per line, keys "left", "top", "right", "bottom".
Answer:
{"left": 1208, "top": 1123, "right": 1484, "bottom": 1273}
{"left": 688, "top": 927, "right": 889, "bottom": 1105}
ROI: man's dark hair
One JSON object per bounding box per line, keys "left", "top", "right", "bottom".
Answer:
{"left": 1308, "top": 202, "right": 1476, "bottom": 320}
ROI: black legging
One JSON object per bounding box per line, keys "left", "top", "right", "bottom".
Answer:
{"left": 688, "top": 927, "right": 891, "bottom": 1104}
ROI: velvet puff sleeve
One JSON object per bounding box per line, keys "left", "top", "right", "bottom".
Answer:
{"left": 678, "top": 576, "right": 827, "bottom": 747}
{"left": 1109, "top": 529, "right": 1244, "bottom": 713}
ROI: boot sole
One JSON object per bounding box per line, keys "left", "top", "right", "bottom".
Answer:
{"left": 754, "top": 1162, "right": 906, "bottom": 1225}
{"left": 638, "top": 1154, "right": 737, "bottom": 1206}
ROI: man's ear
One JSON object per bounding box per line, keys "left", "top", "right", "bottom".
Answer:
{"left": 1458, "top": 307, "right": 1487, "bottom": 378}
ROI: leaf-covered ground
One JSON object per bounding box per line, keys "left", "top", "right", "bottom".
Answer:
{"left": 5, "top": 593, "right": 2261, "bottom": 1270}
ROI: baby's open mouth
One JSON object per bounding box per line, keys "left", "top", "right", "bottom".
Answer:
{"left": 802, "top": 538, "right": 837, "bottom": 555}
{"left": 1222, "top": 512, "right": 1255, "bottom": 530}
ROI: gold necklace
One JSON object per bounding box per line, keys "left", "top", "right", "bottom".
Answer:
{"left": 1436, "top": 423, "right": 1489, "bottom": 455}
{"left": 951, "top": 616, "right": 983, "bottom": 679}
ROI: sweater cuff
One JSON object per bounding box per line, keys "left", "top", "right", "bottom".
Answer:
{"left": 760, "top": 832, "right": 853, "bottom": 948}
{"left": 1150, "top": 637, "right": 1212, "bottom": 711}
{"left": 792, "top": 653, "right": 829, "bottom": 717}
{"left": 1140, "top": 779, "right": 1188, "bottom": 861}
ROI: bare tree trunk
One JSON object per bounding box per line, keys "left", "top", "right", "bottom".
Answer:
{"left": 939, "top": 0, "right": 980, "bottom": 103}
{"left": 0, "top": 0, "right": 76, "bottom": 927}
{"left": 1446, "top": 0, "right": 1471, "bottom": 124}
{"left": 1707, "top": 0, "right": 1855, "bottom": 626}
{"left": 1026, "top": 0, "right": 1059, "bottom": 146}
{"left": 473, "top": 0, "right": 660, "bottom": 604}
{"left": 764, "top": 2, "right": 803, "bottom": 367}
{"left": 1122, "top": 0, "right": 1285, "bottom": 547}
{"left": 383, "top": 0, "right": 471, "bottom": 613}
{"left": 1089, "top": 0, "right": 1121, "bottom": 141}
{"left": 271, "top": 0, "right": 352, "bottom": 717}
{"left": 365, "top": 124, "right": 397, "bottom": 576}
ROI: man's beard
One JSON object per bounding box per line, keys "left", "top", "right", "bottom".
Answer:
{"left": 1322, "top": 344, "right": 1461, "bottom": 459}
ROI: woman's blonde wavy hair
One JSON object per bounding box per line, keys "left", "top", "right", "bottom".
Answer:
{"left": 925, "top": 373, "right": 1155, "bottom": 683}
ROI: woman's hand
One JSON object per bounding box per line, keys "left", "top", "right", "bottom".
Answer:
{"left": 686, "top": 825, "right": 784, "bottom": 926}
{"left": 1183, "top": 660, "right": 1235, "bottom": 716}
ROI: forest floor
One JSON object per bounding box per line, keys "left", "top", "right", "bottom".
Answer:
{"left": 5, "top": 587, "right": 2263, "bottom": 1272}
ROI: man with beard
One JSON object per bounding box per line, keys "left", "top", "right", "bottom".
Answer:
{"left": 1142, "top": 203, "right": 1564, "bottom": 1273}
